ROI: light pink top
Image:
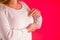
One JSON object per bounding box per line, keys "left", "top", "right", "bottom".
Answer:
{"left": 0, "top": 2, "right": 42, "bottom": 40}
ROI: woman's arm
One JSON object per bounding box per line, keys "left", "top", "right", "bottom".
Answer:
{"left": 21, "top": 2, "right": 42, "bottom": 29}
{"left": 28, "top": 9, "right": 42, "bottom": 29}
{"left": 0, "top": 5, "right": 28, "bottom": 40}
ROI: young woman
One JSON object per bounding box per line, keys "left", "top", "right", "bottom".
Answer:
{"left": 0, "top": 0, "right": 42, "bottom": 40}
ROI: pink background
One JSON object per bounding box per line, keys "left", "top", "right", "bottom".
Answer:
{"left": 22, "top": 0, "right": 60, "bottom": 40}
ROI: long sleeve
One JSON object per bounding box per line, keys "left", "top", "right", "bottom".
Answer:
{"left": 36, "top": 15, "right": 42, "bottom": 29}
{"left": 32, "top": 14, "right": 42, "bottom": 29}
{"left": 0, "top": 5, "right": 28, "bottom": 40}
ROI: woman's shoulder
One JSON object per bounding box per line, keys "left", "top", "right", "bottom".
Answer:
{"left": 20, "top": 1, "right": 27, "bottom": 5}
{"left": 20, "top": 1, "right": 30, "bottom": 11}
{"left": 0, "top": 4, "right": 6, "bottom": 11}
{"left": 0, "top": 4, "right": 8, "bottom": 17}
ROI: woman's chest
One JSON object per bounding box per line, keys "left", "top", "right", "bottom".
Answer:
{"left": 8, "top": 10, "right": 34, "bottom": 29}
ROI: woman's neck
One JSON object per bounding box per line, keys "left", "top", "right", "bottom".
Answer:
{"left": 10, "top": 0, "right": 18, "bottom": 5}
{"left": 5, "top": 0, "right": 22, "bottom": 10}
{"left": 7, "top": 0, "right": 18, "bottom": 6}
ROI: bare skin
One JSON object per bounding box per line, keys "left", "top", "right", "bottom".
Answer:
{"left": 5, "top": 0, "right": 41, "bottom": 32}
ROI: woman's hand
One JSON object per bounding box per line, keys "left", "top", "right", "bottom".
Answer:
{"left": 28, "top": 8, "right": 41, "bottom": 18}
{"left": 26, "top": 23, "right": 38, "bottom": 32}
{"left": 28, "top": 8, "right": 41, "bottom": 23}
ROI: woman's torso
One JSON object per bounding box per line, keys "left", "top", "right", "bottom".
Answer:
{"left": 0, "top": 2, "right": 34, "bottom": 40}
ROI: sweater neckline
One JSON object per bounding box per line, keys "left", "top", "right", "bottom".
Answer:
{"left": 2, "top": 2, "right": 23, "bottom": 11}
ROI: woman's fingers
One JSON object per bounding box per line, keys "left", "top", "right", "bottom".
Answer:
{"left": 28, "top": 8, "right": 40, "bottom": 18}
{"left": 33, "top": 10, "right": 40, "bottom": 18}
{"left": 26, "top": 23, "right": 38, "bottom": 32}
{"left": 28, "top": 8, "right": 36, "bottom": 16}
